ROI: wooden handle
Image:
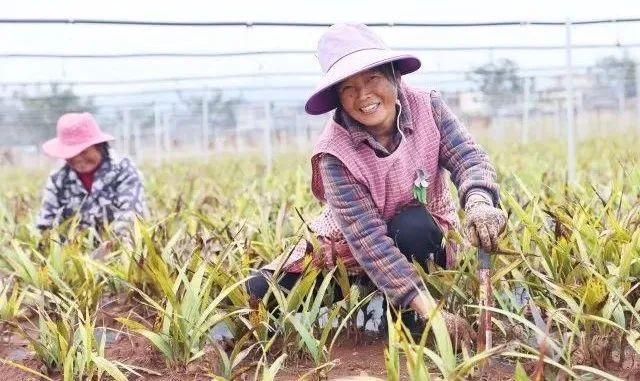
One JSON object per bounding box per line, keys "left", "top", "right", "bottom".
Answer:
{"left": 477, "top": 248, "right": 493, "bottom": 354}
{"left": 478, "top": 248, "right": 490, "bottom": 270}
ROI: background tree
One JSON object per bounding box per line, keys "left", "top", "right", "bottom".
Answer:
{"left": 589, "top": 54, "right": 637, "bottom": 98}
{"left": 468, "top": 59, "right": 524, "bottom": 111}
{"left": 179, "top": 89, "right": 239, "bottom": 131}
{"left": 10, "top": 83, "right": 96, "bottom": 146}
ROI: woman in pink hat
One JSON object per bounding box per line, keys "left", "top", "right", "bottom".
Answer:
{"left": 248, "top": 24, "right": 506, "bottom": 343}
{"left": 36, "top": 112, "right": 147, "bottom": 237}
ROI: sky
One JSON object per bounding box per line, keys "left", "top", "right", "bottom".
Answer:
{"left": 1, "top": 0, "right": 639, "bottom": 97}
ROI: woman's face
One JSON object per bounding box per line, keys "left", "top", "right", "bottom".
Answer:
{"left": 67, "top": 145, "right": 103, "bottom": 174}
{"left": 337, "top": 68, "right": 397, "bottom": 131}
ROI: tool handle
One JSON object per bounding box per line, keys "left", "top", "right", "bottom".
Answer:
{"left": 477, "top": 247, "right": 493, "bottom": 354}
{"left": 478, "top": 248, "right": 491, "bottom": 270}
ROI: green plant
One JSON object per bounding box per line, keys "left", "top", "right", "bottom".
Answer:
{"left": 14, "top": 291, "right": 131, "bottom": 380}
{"left": 118, "top": 236, "right": 250, "bottom": 366}
{"left": 0, "top": 276, "right": 25, "bottom": 323}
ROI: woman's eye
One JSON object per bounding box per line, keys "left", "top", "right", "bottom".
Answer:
{"left": 341, "top": 86, "right": 354, "bottom": 94}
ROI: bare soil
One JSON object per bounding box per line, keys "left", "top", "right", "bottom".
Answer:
{"left": 276, "top": 334, "right": 392, "bottom": 381}
{"left": 0, "top": 297, "right": 395, "bottom": 381}
{"left": 0, "top": 330, "right": 393, "bottom": 380}
{"left": 4, "top": 300, "right": 640, "bottom": 380}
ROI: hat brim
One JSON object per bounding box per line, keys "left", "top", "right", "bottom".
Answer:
{"left": 305, "top": 49, "right": 421, "bottom": 115}
{"left": 42, "top": 133, "right": 114, "bottom": 159}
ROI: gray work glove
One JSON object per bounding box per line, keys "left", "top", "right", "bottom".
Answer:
{"left": 442, "top": 310, "right": 476, "bottom": 349}
{"left": 413, "top": 309, "right": 475, "bottom": 350}
{"left": 463, "top": 192, "right": 507, "bottom": 252}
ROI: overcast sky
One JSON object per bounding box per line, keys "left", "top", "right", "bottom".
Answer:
{"left": 1, "top": 0, "right": 639, "bottom": 96}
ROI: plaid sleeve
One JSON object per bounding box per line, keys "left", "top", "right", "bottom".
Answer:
{"left": 319, "top": 153, "right": 423, "bottom": 307}
{"left": 431, "top": 91, "right": 500, "bottom": 208}
{"left": 111, "top": 159, "right": 148, "bottom": 235}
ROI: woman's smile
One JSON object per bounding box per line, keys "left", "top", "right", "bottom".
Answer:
{"left": 338, "top": 69, "right": 397, "bottom": 133}
{"left": 359, "top": 101, "right": 381, "bottom": 115}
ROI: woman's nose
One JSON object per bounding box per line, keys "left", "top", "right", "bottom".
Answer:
{"left": 356, "top": 85, "right": 371, "bottom": 100}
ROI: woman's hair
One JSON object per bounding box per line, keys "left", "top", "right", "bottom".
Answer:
{"left": 97, "top": 142, "right": 110, "bottom": 159}
{"left": 374, "top": 62, "right": 399, "bottom": 84}
{"left": 373, "top": 62, "right": 400, "bottom": 99}
{"left": 334, "top": 62, "right": 400, "bottom": 114}
{"left": 338, "top": 62, "right": 399, "bottom": 91}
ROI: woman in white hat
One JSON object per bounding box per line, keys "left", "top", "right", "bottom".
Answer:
{"left": 249, "top": 24, "right": 506, "bottom": 344}
{"left": 37, "top": 112, "right": 147, "bottom": 237}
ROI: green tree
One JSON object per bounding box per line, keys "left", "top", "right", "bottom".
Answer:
{"left": 15, "top": 83, "right": 96, "bottom": 145}
{"left": 590, "top": 54, "right": 637, "bottom": 98}
{"left": 180, "top": 89, "right": 239, "bottom": 130}
{"left": 468, "top": 59, "right": 523, "bottom": 110}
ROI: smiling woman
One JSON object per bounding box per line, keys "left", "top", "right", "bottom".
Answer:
{"left": 37, "top": 112, "right": 148, "bottom": 237}
{"left": 248, "top": 23, "right": 507, "bottom": 346}
{"left": 336, "top": 67, "right": 398, "bottom": 151}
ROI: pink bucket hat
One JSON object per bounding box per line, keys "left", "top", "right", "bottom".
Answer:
{"left": 305, "top": 23, "right": 421, "bottom": 115}
{"left": 42, "top": 112, "right": 114, "bottom": 159}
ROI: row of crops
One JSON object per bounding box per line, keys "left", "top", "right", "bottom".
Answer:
{"left": 0, "top": 133, "right": 639, "bottom": 380}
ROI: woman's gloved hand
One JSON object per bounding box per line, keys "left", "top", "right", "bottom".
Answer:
{"left": 411, "top": 294, "right": 475, "bottom": 350}
{"left": 441, "top": 310, "right": 476, "bottom": 349}
{"left": 90, "top": 240, "right": 113, "bottom": 261}
{"left": 463, "top": 193, "right": 507, "bottom": 252}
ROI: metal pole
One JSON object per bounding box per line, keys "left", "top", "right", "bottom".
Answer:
{"left": 114, "top": 112, "right": 123, "bottom": 153}
{"left": 214, "top": 105, "right": 223, "bottom": 153}
{"left": 554, "top": 99, "right": 562, "bottom": 138}
{"left": 202, "top": 88, "right": 210, "bottom": 159}
{"left": 565, "top": 19, "right": 576, "bottom": 184}
{"left": 577, "top": 91, "right": 584, "bottom": 137}
{"left": 263, "top": 101, "right": 273, "bottom": 173}
{"left": 122, "top": 109, "right": 131, "bottom": 157}
{"left": 617, "top": 83, "right": 626, "bottom": 129}
{"left": 154, "top": 102, "right": 161, "bottom": 163}
{"left": 295, "top": 114, "right": 306, "bottom": 150}
{"left": 235, "top": 105, "right": 244, "bottom": 152}
{"left": 636, "top": 64, "right": 640, "bottom": 131}
{"left": 162, "top": 111, "right": 170, "bottom": 154}
{"left": 521, "top": 76, "right": 531, "bottom": 143}
{"left": 133, "top": 121, "right": 141, "bottom": 161}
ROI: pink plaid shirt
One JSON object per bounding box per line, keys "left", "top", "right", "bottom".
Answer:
{"left": 266, "top": 84, "right": 499, "bottom": 306}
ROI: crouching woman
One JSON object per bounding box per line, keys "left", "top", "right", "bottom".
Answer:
{"left": 37, "top": 112, "right": 148, "bottom": 238}
{"left": 248, "top": 24, "right": 507, "bottom": 344}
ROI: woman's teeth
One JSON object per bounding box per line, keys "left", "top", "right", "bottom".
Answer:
{"left": 360, "top": 103, "right": 379, "bottom": 114}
